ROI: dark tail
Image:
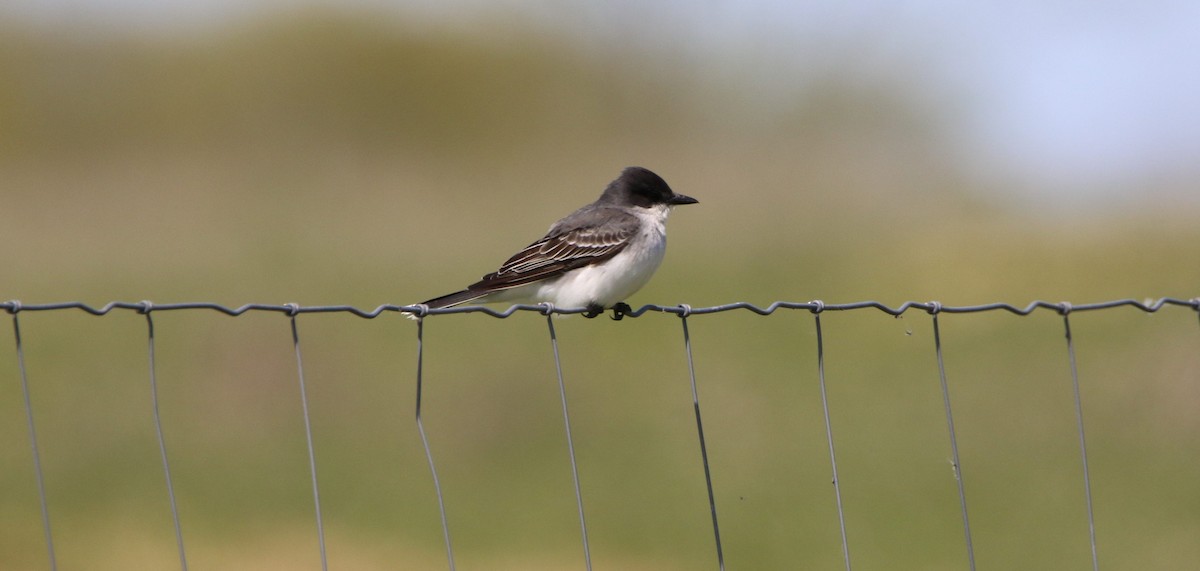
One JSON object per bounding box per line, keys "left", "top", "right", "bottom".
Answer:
{"left": 420, "top": 289, "right": 488, "bottom": 309}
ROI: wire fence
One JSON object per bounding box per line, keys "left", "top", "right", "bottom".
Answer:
{"left": 4, "top": 297, "right": 1199, "bottom": 571}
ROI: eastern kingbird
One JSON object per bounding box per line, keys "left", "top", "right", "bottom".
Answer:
{"left": 412, "top": 166, "right": 697, "bottom": 317}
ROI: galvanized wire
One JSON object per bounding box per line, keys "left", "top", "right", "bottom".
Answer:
{"left": 3, "top": 297, "right": 1197, "bottom": 318}
{"left": 414, "top": 318, "right": 456, "bottom": 571}
{"left": 288, "top": 311, "right": 329, "bottom": 571}
{"left": 544, "top": 312, "right": 593, "bottom": 571}
{"left": 1061, "top": 308, "right": 1101, "bottom": 571}
{"left": 143, "top": 307, "right": 189, "bottom": 571}
{"left": 813, "top": 307, "right": 853, "bottom": 571}
{"left": 8, "top": 310, "right": 57, "bottom": 571}
{"left": 4, "top": 296, "right": 1198, "bottom": 571}
{"left": 679, "top": 312, "right": 725, "bottom": 570}
{"left": 930, "top": 308, "right": 976, "bottom": 571}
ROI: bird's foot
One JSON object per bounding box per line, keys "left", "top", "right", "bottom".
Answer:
{"left": 583, "top": 303, "right": 605, "bottom": 319}
{"left": 610, "top": 302, "right": 632, "bottom": 321}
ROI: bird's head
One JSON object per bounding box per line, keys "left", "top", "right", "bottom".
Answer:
{"left": 601, "top": 166, "right": 698, "bottom": 209}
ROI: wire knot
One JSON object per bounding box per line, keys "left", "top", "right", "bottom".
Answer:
{"left": 927, "top": 301, "right": 943, "bottom": 315}
{"left": 1058, "top": 301, "right": 1073, "bottom": 316}
{"left": 808, "top": 299, "right": 825, "bottom": 314}
{"left": 284, "top": 302, "right": 300, "bottom": 317}
{"left": 677, "top": 303, "right": 692, "bottom": 318}
{"left": 4, "top": 300, "right": 21, "bottom": 314}
{"left": 1191, "top": 298, "right": 1200, "bottom": 311}
{"left": 411, "top": 303, "right": 430, "bottom": 318}
{"left": 539, "top": 302, "right": 556, "bottom": 316}
{"left": 138, "top": 300, "right": 154, "bottom": 314}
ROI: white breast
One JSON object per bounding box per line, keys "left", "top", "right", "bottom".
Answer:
{"left": 536, "top": 204, "right": 671, "bottom": 308}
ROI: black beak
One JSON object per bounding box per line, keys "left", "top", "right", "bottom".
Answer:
{"left": 669, "top": 193, "right": 699, "bottom": 205}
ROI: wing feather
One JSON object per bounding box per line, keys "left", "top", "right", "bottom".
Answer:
{"left": 466, "top": 207, "right": 638, "bottom": 291}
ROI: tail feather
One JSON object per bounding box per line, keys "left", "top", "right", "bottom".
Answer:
{"left": 405, "top": 289, "right": 488, "bottom": 320}
{"left": 421, "top": 289, "right": 489, "bottom": 310}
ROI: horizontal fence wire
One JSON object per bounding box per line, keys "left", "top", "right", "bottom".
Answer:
{"left": 3, "top": 297, "right": 1199, "bottom": 318}
{"left": 4, "top": 296, "right": 1199, "bottom": 571}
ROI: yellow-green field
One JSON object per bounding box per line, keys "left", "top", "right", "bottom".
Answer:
{"left": 2, "top": 10, "right": 1197, "bottom": 570}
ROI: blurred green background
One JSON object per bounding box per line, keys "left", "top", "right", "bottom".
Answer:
{"left": 1, "top": 2, "right": 1198, "bottom": 570}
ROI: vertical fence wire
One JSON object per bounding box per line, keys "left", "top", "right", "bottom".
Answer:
{"left": 813, "top": 308, "right": 852, "bottom": 571}
{"left": 545, "top": 314, "right": 593, "bottom": 571}
{"left": 414, "top": 317, "right": 457, "bottom": 571}
{"left": 10, "top": 310, "right": 58, "bottom": 571}
{"left": 288, "top": 312, "right": 329, "bottom": 571}
{"left": 8, "top": 297, "right": 1197, "bottom": 569}
{"left": 930, "top": 310, "right": 976, "bottom": 571}
{"left": 1061, "top": 309, "right": 1100, "bottom": 571}
{"left": 143, "top": 309, "right": 189, "bottom": 570}
{"left": 679, "top": 312, "right": 725, "bottom": 570}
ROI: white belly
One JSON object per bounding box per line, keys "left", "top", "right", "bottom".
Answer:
{"left": 537, "top": 233, "right": 666, "bottom": 308}
{"left": 482, "top": 205, "right": 673, "bottom": 309}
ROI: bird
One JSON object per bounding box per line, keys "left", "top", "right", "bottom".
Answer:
{"left": 410, "top": 166, "right": 697, "bottom": 318}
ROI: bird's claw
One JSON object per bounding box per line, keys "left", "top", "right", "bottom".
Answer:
{"left": 610, "top": 302, "right": 632, "bottom": 321}
{"left": 583, "top": 304, "right": 604, "bottom": 319}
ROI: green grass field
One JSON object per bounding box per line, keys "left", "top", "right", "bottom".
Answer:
{"left": 2, "top": 10, "right": 1198, "bottom": 570}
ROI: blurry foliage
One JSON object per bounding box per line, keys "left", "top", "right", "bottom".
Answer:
{"left": 0, "top": 8, "right": 1197, "bottom": 571}
{"left": 0, "top": 12, "right": 699, "bottom": 162}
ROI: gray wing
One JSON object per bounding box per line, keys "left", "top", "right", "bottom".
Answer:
{"left": 466, "top": 207, "right": 638, "bottom": 291}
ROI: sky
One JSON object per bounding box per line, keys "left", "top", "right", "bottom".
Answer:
{"left": 5, "top": 0, "right": 1199, "bottom": 203}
